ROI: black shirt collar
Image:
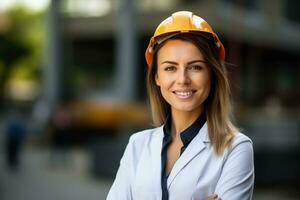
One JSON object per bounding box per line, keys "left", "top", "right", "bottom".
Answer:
{"left": 163, "top": 112, "right": 206, "bottom": 148}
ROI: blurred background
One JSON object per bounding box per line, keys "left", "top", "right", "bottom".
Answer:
{"left": 0, "top": 0, "right": 299, "bottom": 199}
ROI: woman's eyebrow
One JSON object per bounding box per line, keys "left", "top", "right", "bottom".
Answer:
{"left": 187, "top": 60, "right": 207, "bottom": 64}
{"left": 160, "top": 60, "right": 207, "bottom": 65}
{"left": 161, "top": 61, "right": 178, "bottom": 65}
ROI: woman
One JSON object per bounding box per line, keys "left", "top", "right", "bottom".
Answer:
{"left": 107, "top": 11, "right": 254, "bottom": 200}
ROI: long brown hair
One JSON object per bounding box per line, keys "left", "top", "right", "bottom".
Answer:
{"left": 146, "top": 33, "right": 238, "bottom": 155}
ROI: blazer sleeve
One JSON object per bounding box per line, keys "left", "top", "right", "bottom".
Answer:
{"left": 106, "top": 136, "right": 135, "bottom": 200}
{"left": 214, "top": 137, "right": 254, "bottom": 200}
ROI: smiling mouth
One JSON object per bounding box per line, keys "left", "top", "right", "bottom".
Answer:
{"left": 173, "top": 90, "right": 196, "bottom": 99}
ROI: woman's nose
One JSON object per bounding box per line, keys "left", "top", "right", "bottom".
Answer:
{"left": 176, "top": 69, "right": 191, "bottom": 85}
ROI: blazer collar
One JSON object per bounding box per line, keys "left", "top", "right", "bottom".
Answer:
{"left": 167, "top": 122, "right": 209, "bottom": 188}
{"left": 150, "top": 123, "right": 210, "bottom": 193}
{"left": 200, "top": 122, "right": 210, "bottom": 143}
{"left": 150, "top": 126, "right": 164, "bottom": 199}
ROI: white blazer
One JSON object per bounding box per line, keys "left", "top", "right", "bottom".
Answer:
{"left": 107, "top": 123, "right": 254, "bottom": 200}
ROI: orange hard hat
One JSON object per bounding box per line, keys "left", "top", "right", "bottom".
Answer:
{"left": 145, "top": 11, "right": 225, "bottom": 65}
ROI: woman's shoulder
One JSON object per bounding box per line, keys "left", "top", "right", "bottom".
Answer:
{"left": 228, "top": 132, "right": 253, "bottom": 154}
{"left": 233, "top": 132, "right": 253, "bottom": 145}
{"left": 123, "top": 127, "right": 163, "bottom": 159}
{"left": 128, "top": 126, "right": 163, "bottom": 145}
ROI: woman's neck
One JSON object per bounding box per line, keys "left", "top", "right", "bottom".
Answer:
{"left": 171, "top": 107, "right": 203, "bottom": 138}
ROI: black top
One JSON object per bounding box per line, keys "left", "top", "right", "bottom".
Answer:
{"left": 161, "top": 113, "right": 206, "bottom": 200}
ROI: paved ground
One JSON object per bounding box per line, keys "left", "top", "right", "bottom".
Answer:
{"left": 0, "top": 147, "right": 113, "bottom": 200}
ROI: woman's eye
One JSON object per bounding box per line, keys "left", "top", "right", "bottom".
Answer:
{"left": 164, "top": 66, "right": 176, "bottom": 71}
{"left": 188, "top": 65, "right": 203, "bottom": 71}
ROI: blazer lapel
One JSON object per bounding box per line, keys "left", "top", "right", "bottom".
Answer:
{"left": 149, "top": 126, "right": 164, "bottom": 199}
{"left": 167, "top": 123, "right": 209, "bottom": 188}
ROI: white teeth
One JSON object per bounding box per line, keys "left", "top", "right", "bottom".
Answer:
{"left": 174, "top": 91, "right": 193, "bottom": 97}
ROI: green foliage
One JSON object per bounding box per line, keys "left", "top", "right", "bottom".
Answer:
{"left": 0, "top": 6, "right": 46, "bottom": 83}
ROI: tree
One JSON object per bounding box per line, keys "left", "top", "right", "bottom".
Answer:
{"left": 0, "top": 7, "right": 45, "bottom": 107}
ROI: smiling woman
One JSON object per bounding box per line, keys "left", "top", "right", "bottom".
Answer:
{"left": 107, "top": 11, "right": 254, "bottom": 200}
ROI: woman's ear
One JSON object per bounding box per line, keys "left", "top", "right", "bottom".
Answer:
{"left": 155, "top": 73, "right": 160, "bottom": 86}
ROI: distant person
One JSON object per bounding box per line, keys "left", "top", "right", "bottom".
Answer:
{"left": 107, "top": 11, "right": 254, "bottom": 200}
{"left": 49, "top": 104, "right": 72, "bottom": 169}
{"left": 5, "top": 110, "right": 27, "bottom": 170}
{"left": 31, "top": 97, "right": 51, "bottom": 136}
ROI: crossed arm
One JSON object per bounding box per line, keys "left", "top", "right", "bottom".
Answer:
{"left": 210, "top": 140, "right": 254, "bottom": 200}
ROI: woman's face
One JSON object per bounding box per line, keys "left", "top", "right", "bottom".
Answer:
{"left": 155, "top": 39, "right": 211, "bottom": 115}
